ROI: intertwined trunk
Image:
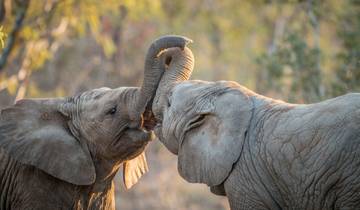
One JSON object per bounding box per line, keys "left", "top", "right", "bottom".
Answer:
{"left": 152, "top": 46, "right": 195, "bottom": 119}
{"left": 131, "top": 35, "right": 193, "bottom": 124}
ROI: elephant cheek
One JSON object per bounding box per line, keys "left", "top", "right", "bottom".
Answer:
{"left": 156, "top": 125, "right": 179, "bottom": 155}
{"left": 163, "top": 138, "right": 179, "bottom": 155}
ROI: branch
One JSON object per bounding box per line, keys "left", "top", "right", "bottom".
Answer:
{"left": 0, "top": 0, "right": 5, "bottom": 23}
{"left": 0, "top": 0, "right": 29, "bottom": 71}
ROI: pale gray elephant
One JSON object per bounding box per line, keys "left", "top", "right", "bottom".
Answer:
{"left": 152, "top": 47, "right": 360, "bottom": 209}
{"left": 0, "top": 35, "right": 192, "bottom": 210}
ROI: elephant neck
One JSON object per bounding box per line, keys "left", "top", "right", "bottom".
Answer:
{"left": 77, "top": 180, "right": 116, "bottom": 210}
{"left": 249, "top": 93, "right": 295, "bottom": 127}
{"left": 90, "top": 157, "right": 121, "bottom": 192}
{"left": 75, "top": 158, "right": 119, "bottom": 209}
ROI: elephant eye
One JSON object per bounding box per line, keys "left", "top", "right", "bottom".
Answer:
{"left": 197, "top": 114, "right": 206, "bottom": 122}
{"left": 167, "top": 92, "right": 174, "bottom": 107}
{"left": 188, "top": 114, "right": 207, "bottom": 129}
{"left": 106, "top": 106, "right": 117, "bottom": 115}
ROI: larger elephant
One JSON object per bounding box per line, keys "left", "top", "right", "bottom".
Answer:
{"left": 152, "top": 47, "right": 360, "bottom": 209}
{"left": 0, "top": 35, "right": 192, "bottom": 209}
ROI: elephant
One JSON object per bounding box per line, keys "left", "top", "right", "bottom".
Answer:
{"left": 0, "top": 35, "right": 192, "bottom": 210}
{"left": 151, "top": 46, "right": 360, "bottom": 209}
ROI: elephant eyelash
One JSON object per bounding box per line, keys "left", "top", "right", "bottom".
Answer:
{"left": 167, "top": 92, "right": 173, "bottom": 107}
{"left": 188, "top": 114, "right": 206, "bottom": 130}
{"left": 167, "top": 98, "right": 171, "bottom": 107}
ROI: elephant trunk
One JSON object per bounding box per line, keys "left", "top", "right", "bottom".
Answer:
{"left": 152, "top": 46, "right": 195, "bottom": 119}
{"left": 130, "top": 35, "right": 192, "bottom": 127}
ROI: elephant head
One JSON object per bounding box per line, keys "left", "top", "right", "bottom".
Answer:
{"left": 152, "top": 48, "right": 254, "bottom": 189}
{"left": 0, "top": 88, "right": 151, "bottom": 188}
{"left": 0, "top": 35, "right": 192, "bottom": 189}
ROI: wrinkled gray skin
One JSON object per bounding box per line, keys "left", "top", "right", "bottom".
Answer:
{"left": 152, "top": 47, "right": 360, "bottom": 209}
{"left": 0, "top": 35, "right": 192, "bottom": 210}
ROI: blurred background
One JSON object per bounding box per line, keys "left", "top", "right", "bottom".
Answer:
{"left": 0, "top": 0, "right": 358, "bottom": 209}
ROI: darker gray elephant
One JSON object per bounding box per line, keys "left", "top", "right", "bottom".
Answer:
{"left": 0, "top": 35, "right": 192, "bottom": 210}
{"left": 152, "top": 46, "right": 360, "bottom": 210}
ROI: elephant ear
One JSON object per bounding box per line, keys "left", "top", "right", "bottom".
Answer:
{"left": 123, "top": 151, "right": 148, "bottom": 189}
{"left": 178, "top": 90, "right": 252, "bottom": 187}
{"left": 0, "top": 99, "right": 96, "bottom": 185}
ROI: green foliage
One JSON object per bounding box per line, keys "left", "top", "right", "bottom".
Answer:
{"left": 257, "top": 32, "right": 323, "bottom": 102}
{"left": 0, "top": 0, "right": 358, "bottom": 104}
{"left": 331, "top": 0, "right": 360, "bottom": 96}
{"left": 255, "top": 0, "right": 359, "bottom": 103}
{"left": 0, "top": 26, "right": 5, "bottom": 48}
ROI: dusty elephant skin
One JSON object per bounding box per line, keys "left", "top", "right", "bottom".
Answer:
{"left": 152, "top": 46, "right": 360, "bottom": 209}
{"left": 0, "top": 35, "right": 192, "bottom": 210}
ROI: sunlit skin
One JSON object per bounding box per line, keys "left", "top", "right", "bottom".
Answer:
{"left": 0, "top": 87, "right": 153, "bottom": 209}
{"left": 152, "top": 44, "right": 360, "bottom": 210}
{"left": 0, "top": 35, "right": 192, "bottom": 210}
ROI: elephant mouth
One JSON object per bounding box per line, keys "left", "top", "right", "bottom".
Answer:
{"left": 111, "top": 128, "right": 153, "bottom": 156}
{"left": 111, "top": 130, "right": 151, "bottom": 161}
{"left": 131, "top": 128, "right": 154, "bottom": 144}
{"left": 142, "top": 110, "right": 157, "bottom": 131}
{"left": 114, "top": 125, "right": 154, "bottom": 145}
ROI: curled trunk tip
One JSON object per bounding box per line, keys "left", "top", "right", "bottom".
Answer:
{"left": 132, "top": 35, "right": 193, "bottom": 124}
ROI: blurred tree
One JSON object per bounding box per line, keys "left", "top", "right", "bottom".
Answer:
{"left": 256, "top": 31, "right": 323, "bottom": 103}
{"left": 255, "top": 0, "right": 359, "bottom": 103}
{"left": 0, "top": 0, "right": 358, "bottom": 104}
{"left": 0, "top": 0, "right": 29, "bottom": 71}
{"left": 0, "top": 0, "right": 156, "bottom": 101}
{"left": 331, "top": 0, "right": 360, "bottom": 96}
{"left": 255, "top": 0, "right": 324, "bottom": 103}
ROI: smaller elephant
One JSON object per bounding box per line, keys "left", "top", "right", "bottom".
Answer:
{"left": 0, "top": 88, "right": 152, "bottom": 210}
{"left": 151, "top": 46, "right": 360, "bottom": 209}
{"left": 0, "top": 35, "right": 192, "bottom": 210}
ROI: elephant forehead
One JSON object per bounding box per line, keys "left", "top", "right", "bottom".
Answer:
{"left": 170, "top": 81, "right": 230, "bottom": 112}
{"left": 172, "top": 81, "right": 211, "bottom": 97}
{"left": 171, "top": 83, "right": 195, "bottom": 102}
{"left": 81, "top": 87, "right": 114, "bottom": 100}
{"left": 80, "top": 87, "right": 132, "bottom": 104}
{"left": 76, "top": 89, "right": 114, "bottom": 113}
{"left": 171, "top": 82, "right": 212, "bottom": 105}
